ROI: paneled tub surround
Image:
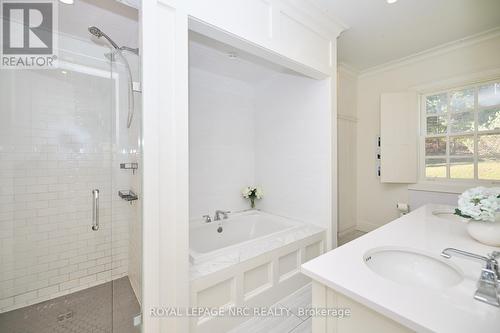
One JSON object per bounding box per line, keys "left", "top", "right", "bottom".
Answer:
{"left": 301, "top": 204, "right": 500, "bottom": 333}
{"left": 189, "top": 210, "right": 325, "bottom": 332}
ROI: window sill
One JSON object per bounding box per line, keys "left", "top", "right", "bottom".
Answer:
{"left": 408, "top": 180, "right": 500, "bottom": 194}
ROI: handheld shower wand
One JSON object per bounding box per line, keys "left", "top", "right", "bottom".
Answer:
{"left": 88, "top": 26, "right": 120, "bottom": 50}
{"left": 88, "top": 26, "right": 139, "bottom": 55}
{"left": 88, "top": 26, "right": 139, "bottom": 128}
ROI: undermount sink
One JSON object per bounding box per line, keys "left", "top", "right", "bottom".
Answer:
{"left": 364, "top": 247, "right": 463, "bottom": 290}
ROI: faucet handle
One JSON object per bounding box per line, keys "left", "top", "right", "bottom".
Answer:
{"left": 476, "top": 267, "right": 500, "bottom": 306}
{"left": 221, "top": 210, "right": 231, "bottom": 219}
{"left": 202, "top": 215, "right": 212, "bottom": 223}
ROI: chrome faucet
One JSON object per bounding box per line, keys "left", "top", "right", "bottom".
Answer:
{"left": 214, "top": 210, "right": 230, "bottom": 221}
{"left": 441, "top": 248, "right": 500, "bottom": 307}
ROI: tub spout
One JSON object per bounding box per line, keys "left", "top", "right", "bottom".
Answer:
{"left": 214, "top": 210, "right": 230, "bottom": 221}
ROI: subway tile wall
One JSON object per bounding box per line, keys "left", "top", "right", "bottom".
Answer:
{"left": 0, "top": 65, "right": 137, "bottom": 312}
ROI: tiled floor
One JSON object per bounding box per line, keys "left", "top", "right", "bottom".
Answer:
{"left": 229, "top": 284, "right": 312, "bottom": 333}
{"left": 0, "top": 276, "right": 140, "bottom": 333}
{"left": 338, "top": 230, "right": 366, "bottom": 246}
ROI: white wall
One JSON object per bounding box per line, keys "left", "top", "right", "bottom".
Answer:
{"left": 355, "top": 34, "right": 500, "bottom": 230}
{"left": 337, "top": 67, "right": 358, "bottom": 235}
{"left": 255, "top": 73, "right": 331, "bottom": 234}
{"left": 189, "top": 68, "right": 256, "bottom": 219}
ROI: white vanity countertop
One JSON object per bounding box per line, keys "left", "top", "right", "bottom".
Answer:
{"left": 301, "top": 204, "right": 500, "bottom": 333}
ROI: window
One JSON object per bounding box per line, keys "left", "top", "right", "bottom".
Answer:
{"left": 422, "top": 80, "right": 500, "bottom": 182}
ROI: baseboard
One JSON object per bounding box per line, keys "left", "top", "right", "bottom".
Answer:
{"left": 356, "top": 221, "right": 380, "bottom": 233}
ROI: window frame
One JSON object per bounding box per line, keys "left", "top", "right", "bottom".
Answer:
{"left": 419, "top": 78, "right": 500, "bottom": 186}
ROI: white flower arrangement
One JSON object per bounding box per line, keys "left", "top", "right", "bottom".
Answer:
{"left": 455, "top": 187, "right": 500, "bottom": 222}
{"left": 241, "top": 186, "right": 263, "bottom": 208}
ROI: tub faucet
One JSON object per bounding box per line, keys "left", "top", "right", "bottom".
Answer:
{"left": 214, "top": 210, "right": 230, "bottom": 221}
{"left": 441, "top": 248, "right": 500, "bottom": 307}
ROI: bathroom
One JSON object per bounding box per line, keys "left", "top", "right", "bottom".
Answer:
{"left": 1, "top": 0, "right": 500, "bottom": 333}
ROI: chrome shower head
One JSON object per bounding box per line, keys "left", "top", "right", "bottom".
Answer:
{"left": 88, "top": 26, "right": 120, "bottom": 50}
{"left": 88, "top": 26, "right": 103, "bottom": 38}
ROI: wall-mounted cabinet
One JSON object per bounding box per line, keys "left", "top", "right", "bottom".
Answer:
{"left": 380, "top": 92, "right": 418, "bottom": 183}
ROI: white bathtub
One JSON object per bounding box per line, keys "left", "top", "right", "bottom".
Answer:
{"left": 189, "top": 210, "right": 326, "bottom": 333}
{"left": 189, "top": 211, "right": 299, "bottom": 263}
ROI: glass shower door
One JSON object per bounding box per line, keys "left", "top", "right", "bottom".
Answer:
{"left": 0, "top": 59, "right": 116, "bottom": 332}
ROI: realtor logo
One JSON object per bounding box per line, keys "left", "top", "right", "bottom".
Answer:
{"left": 1, "top": 0, "right": 58, "bottom": 68}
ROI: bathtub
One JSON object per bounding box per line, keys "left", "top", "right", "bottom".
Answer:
{"left": 189, "top": 211, "right": 299, "bottom": 263}
{"left": 189, "top": 210, "right": 326, "bottom": 333}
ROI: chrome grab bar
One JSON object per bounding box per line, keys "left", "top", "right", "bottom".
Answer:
{"left": 92, "top": 189, "right": 99, "bottom": 231}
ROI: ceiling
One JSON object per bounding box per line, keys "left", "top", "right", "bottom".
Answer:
{"left": 189, "top": 32, "right": 301, "bottom": 84}
{"left": 314, "top": 0, "right": 500, "bottom": 71}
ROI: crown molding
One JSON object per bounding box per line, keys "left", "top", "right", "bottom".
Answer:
{"left": 282, "top": 0, "right": 349, "bottom": 38}
{"left": 408, "top": 67, "right": 500, "bottom": 94}
{"left": 337, "top": 62, "right": 359, "bottom": 77}
{"left": 305, "top": 0, "right": 350, "bottom": 33}
{"left": 358, "top": 26, "right": 500, "bottom": 79}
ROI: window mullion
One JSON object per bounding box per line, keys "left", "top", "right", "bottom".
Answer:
{"left": 446, "top": 91, "right": 451, "bottom": 179}
{"left": 422, "top": 79, "right": 500, "bottom": 183}
{"left": 474, "top": 87, "right": 479, "bottom": 180}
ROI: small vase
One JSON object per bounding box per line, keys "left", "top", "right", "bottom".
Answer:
{"left": 467, "top": 213, "right": 500, "bottom": 247}
{"left": 250, "top": 197, "right": 255, "bottom": 209}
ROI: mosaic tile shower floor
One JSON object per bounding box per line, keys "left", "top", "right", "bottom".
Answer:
{"left": 0, "top": 277, "right": 140, "bottom": 333}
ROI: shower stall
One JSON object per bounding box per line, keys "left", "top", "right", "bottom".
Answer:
{"left": 0, "top": 1, "right": 142, "bottom": 332}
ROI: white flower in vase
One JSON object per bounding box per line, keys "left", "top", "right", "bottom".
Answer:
{"left": 455, "top": 186, "right": 500, "bottom": 246}
{"left": 241, "top": 186, "right": 264, "bottom": 209}
{"left": 455, "top": 187, "right": 500, "bottom": 222}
